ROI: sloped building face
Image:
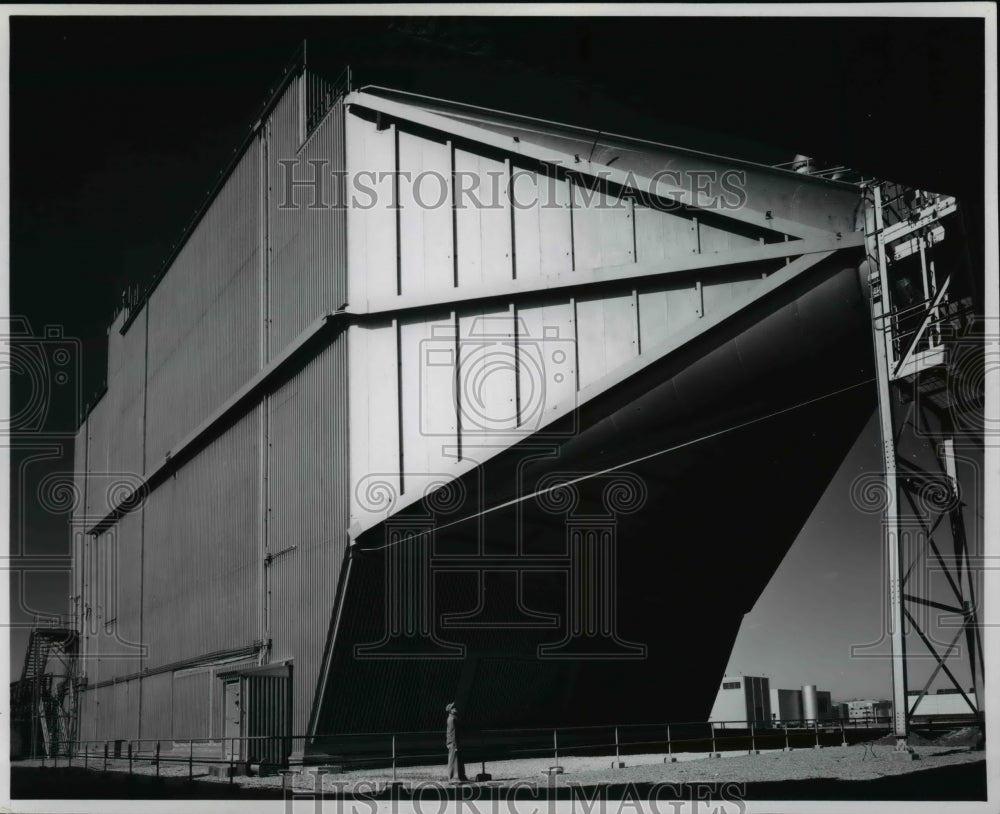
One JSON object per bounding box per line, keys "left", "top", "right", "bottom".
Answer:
{"left": 72, "top": 68, "right": 874, "bottom": 751}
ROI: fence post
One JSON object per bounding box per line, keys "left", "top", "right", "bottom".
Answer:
{"left": 612, "top": 726, "right": 624, "bottom": 768}
{"left": 750, "top": 721, "right": 757, "bottom": 755}
{"left": 84, "top": 743, "right": 88, "bottom": 768}
{"left": 103, "top": 742, "right": 108, "bottom": 772}
{"left": 814, "top": 720, "right": 821, "bottom": 749}
{"left": 710, "top": 723, "right": 719, "bottom": 757}
{"left": 784, "top": 723, "right": 790, "bottom": 752}
{"left": 189, "top": 740, "right": 194, "bottom": 780}
{"left": 546, "top": 728, "right": 563, "bottom": 774}
{"left": 664, "top": 725, "right": 676, "bottom": 763}
{"left": 392, "top": 735, "right": 397, "bottom": 784}
{"left": 840, "top": 719, "right": 848, "bottom": 748}
{"left": 156, "top": 741, "right": 161, "bottom": 777}
{"left": 128, "top": 741, "right": 133, "bottom": 775}
{"left": 229, "top": 738, "right": 235, "bottom": 785}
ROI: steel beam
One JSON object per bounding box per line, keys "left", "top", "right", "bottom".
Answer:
{"left": 352, "top": 232, "right": 864, "bottom": 319}
{"left": 866, "top": 185, "right": 910, "bottom": 746}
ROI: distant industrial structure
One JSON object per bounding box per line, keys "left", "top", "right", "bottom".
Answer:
{"left": 844, "top": 699, "right": 893, "bottom": 724}
{"left": 13, "top": 47, "right": 984, "bottom": 764}
{"left": 709, "top": 677, "right": 840, "bottom": 727}
{"left": 908, "top": 689, "right": 979, "bottom": 721}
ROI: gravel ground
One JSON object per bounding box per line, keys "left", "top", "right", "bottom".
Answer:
{"left": 40, "top": 741, "right": 984, "bottom": 793}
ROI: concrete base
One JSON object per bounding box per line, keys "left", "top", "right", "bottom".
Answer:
{"left": 664, "top": 756, "right": 677, "bottom": 763}
{"left": 782, "top": 747, "right": 794, "bottom": 752}
{"left": 475, "top": 773, "right": 492, "bottom": 782}
{"left": 839, "top": 743, "right": 849, "bottom": 748}
{"left": 541, "top": 767, "right": 564, "bottom": 776}
{"left": 612, "top": 761, "right": 625, "bottom": 769}
{"left": 813, "top": 745, "right": 823, "bottom": 750}
{"left": 748, "top": 750, "right": 760, "bottom": 756}
{"left": 709, "top": 753, "right": 722, "bottom": 759}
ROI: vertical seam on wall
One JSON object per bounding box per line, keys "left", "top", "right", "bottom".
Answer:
{"left": 138, "top": 305, "right": 149, "bottom": 739}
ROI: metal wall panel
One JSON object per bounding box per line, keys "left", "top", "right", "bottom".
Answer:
{"left": 699, "top": 219, "right": 763, "bottom": 254}
{"left": 512, "top": 167, "right": 573, "bottom": 279}
{"left": 172, "top": 668, "right": 213, "bottom": 739}
{"left": 346, "top": 113, "right": 397, "bottom": 305}
{"left": 140, "top": 671, "right": 173, "bottom": 741}
{"left": 401, "top": 312, "right": 461, "bottom": 493}
{"left": 95, "top": 680, "right": 139, "bottom": 741}
{"left": 348, "top": 321, "right": 400, "bottom": 516}
{"left": 84, "top": 395, "right": 111, "bottom": 518}
{"left": 245, "top": 674, "right": 291, "bottom": 763}
{"left": 105, "top": 307, "right": 147, "bottom": 479}
{"left": 575, "top": 293, "right": 639, "bottom": 390}
{"left": 516, "top": 300, "right": 578, "bottom": 422}
{"left": 703, "top": 271, "right": 766, "bottom": 315}
{"left": 267, "top": 337, "right": 349, "bottom": 735}
{"left": 142, "top": 407, "right": 261, "bottom": 671}
{"left": 72, "top": 420, "right": 88, "bottom": 643}
{"left": 454, "top": 148, "right": 512, "bottom": 287}
{"left": 637, "top": 282, "right": 702, "bottom": 350}
{"left": 571, "top": 183, "right": 634, "bottom": 271}
{"left": 78, "top": 688, "right": 97, "bottom": 744}
{"left": 634, "top": 204, "right": 698, "bottom": 260}
{"left": 145, "top": 140, "right": 262, "bottom": 467}
{"left": 398, "top": 130, "right": 453, "bottom": 295}
{"left": 456, "top": 307, "right": 518, "bottom": 446}
{"left": 270, "top": 89, "right": 348, "bottom": 352}
{"left": 86, "top": 510, "right": 143, "bottom": 682}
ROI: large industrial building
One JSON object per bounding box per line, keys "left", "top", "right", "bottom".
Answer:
{"left": 43, "top": 58, "right": 981, "bottom": 763}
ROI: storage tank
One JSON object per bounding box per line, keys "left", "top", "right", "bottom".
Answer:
{"left": 802, "top": 685, "right": 820, "bottom": 722}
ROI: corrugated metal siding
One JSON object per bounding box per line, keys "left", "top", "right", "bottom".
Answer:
{"left": 87, "top": 509, "right": 143, "bottom": 682}
{"left": 270, "top": 95, "right": 347, "bottom": 352}
{"left": 95, "top": 680, "right": 139, "bottom": 741}
{"left": 142, "top": 406, "right": 261, "bottom": 670}
{"left": 84, "top": 395, "right": 111, "bottom": 518}
{"left": 267, "top": 337, "right": 349, "bottom": 736}
{"left": 78, "top": 688, "right": 97, "bottom": 744}
{"left": 172, "top": 668, "right": 213, "bottom": 739}
{"left": 140, "top": 671, "right": 173, "bottom": 741}
{"left": 105, "top": 307, "right": 147, "bottom": 479}
{"left": 245, "top": 674, "right": 291, "bottom": 763}
{"left": 144, "top": 139, "right": 262, "bottom": 467}
{"left": 72, "top": 420, "right": 88, "bottom": 663}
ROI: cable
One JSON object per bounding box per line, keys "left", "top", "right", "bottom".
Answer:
{"left": 364, "top": 376, "right": 877, "bottom": 552}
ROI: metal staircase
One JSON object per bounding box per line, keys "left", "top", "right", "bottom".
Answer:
{"left": 863, "top": 181, "right": 984, "bottom": 757}
{"left": 12, "top": 618, "right": 80, "bottom": 758}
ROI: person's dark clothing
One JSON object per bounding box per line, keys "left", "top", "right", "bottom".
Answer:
{"left": 446, "top": 709, "right": 467, "bottom": 781}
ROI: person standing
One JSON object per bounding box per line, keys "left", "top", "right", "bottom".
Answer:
{"left": 445, "top": 702, "right": 468, "bottom": 782}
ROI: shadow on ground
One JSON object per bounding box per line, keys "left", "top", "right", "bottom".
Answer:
{"left": 11, "top": 760, "right": 987, "bottom": 801}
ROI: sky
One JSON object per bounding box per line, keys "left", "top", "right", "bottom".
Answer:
{"left": 6, "top": 14, "right": 988, "bottom": 704}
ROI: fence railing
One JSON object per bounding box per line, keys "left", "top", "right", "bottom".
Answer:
{"left": 22, "top": 715, "right": 932, "bottom": 778}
